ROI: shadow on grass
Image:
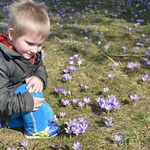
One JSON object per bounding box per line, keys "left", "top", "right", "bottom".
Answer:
{"left": 0, "top": 141, "right": 5, "bottom": 150}
{"left": 105, "top": 137, "right": 114, "bottom": 144}
{"left": 90, "top": 103, "right": 104, "bottom": 116}
{"left": 120, "top": 99, "right": 130, "bottom": 105}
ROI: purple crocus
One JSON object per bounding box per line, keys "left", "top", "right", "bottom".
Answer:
{"left": 63, "top": 66, "right": 77, "bottom": 73}
{"left": 77, "top": 101, "right": 85, "bottom": 108}
{"left": 142, "top": 74, "right": 150, "bottom": 82}
{"left": 104, "top": 45, "right": 110, "bottom": 52}
{"left": 59, "top": 111, "right": 66, "bottom": 118}
{"left": 63, "top": 73, "right": 72, "bottom": 81}
{"left": 127, "top": 62, "right": 138, "bottom": 70}
{"left": 7, "top": 146, "right": 16, "bottom": 150}
{"left": 68, "top": 57, "right": 74, "bottom": 65}
{"left": 77, "top": 58, "right": 82, "bottom": 66}
{"left": 61, "top": 98, "right": 71, "bottom": 106}
{"left": 108, "top": 73, "right": 115, "bottom": 79}
{"left": 79, "top": 83, "right": 90, "bottom": 90}
{"left": 105, "top": 116, "right": 114, "bottom": 127}
{"left": 134, "top": 22, "right": 140, "bottom": 27}
{"left": 74, "top": 54, "right": 79, "bottom": 58}
{"left": 20, "top": 140, "right": 30, "bottom": 149}
{"left": 135, "top": 46, "right": 140, "bottom": 51}
{"left": 72, "top": 141, "right": 82, "bottom": 150}
{"left": 126, "top": 26, "right": 132, "bottom": 31}
{"left": 97, "top": 94, "right": 121, "bottom": 111}
{"left": 54, "top": 87, "right": 71, "bottom": 95}
{"left": 72, "top": 98, "right": 79, "bottom": 104}
{"left": 65, "top": 117, "right": 89, "bottom": 136}
{"left": 113, "top": 62, "right": 120, "bottom": 67}
{"left": 55, "top": 144, "right": 61, "bottom": 149}
{"left": 97, "top": 40, "right": 102, "bottom": 45}
{"left": 130, "top": 94, "right": 141, "bottom": 101}
{"left": 114, "top": 134, "right": 125, "bottom": 142}
{"left": 136, "top": 42, "right": 145, "bottom": 47}
{"left": 83, "top": 96, "right": 92, "bottom": 104}
{"left": 103, "top": 87, "right": 110, "bottom": 93}
{"left": 41, "top": 49, "right": 47, "bottom": 60}
{"left": 122, "top": 45, "right": 128, "bottom": 52}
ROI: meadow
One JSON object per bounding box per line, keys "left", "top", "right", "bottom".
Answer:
{"left": 0, "top": 0, "right": 150, "bottom": 149}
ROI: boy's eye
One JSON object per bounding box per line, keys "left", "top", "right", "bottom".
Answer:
{"left": 27, "top": 42, "right": 34, "bottom": 46}
{"left": 38, "top": 44, "right": 42, "bottom": 47}
{"left": 26, "top": 42, "right": 42, "bottom": 47}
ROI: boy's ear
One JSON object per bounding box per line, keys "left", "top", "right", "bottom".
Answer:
{"left": 8, "top": 28, "right": 14, "bottom": 41}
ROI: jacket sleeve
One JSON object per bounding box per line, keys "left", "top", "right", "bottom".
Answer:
{"left": 32, "top": 53, "right": 48, "bottom": 90}
{"left": 0, "top": 60, "right": 34, "bottom": 115}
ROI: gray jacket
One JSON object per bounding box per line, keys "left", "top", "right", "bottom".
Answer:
{"left": 0, "top": 42, "right": 48, "bottom": 118}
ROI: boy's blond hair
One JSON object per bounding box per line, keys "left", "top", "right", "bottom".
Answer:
{"left": 8, "top": 0, "right": 50, "bottom": 40}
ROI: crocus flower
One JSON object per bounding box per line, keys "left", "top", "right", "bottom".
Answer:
{"left": 136, "top": 42, "right": 144, "bottom": 47}
{"left": 113, "top": 62, "right": 119, "bottom": 67}
{"left": 74, "top": 54, "right": 79, "bottom": 58}
{"left": 104, "top": 45, "right": 110, "bottom": 52}
{"left": 105, "top": 116, "right": 114, "bottom": 127}
{"left": 54, "top": 87, "right": 71, "bottom": 95}
{"left": 126, "top": 26, "right": 132, "bottom": 31}
{"left": 79, "top": 83, "right": 90, "bottom": 90}
{"left": 72, "top": 141, "right": 82, "bottom": 150}
{"left": 77, "top": 58, "right": 82, "bottom": 66}
{"left": 146, "top": 38, "right": 150, "bottom": 42}
{"left": 97, "top": 40, "right": 102, "bottom": 45}
{"left": 127, "top": 0, "right": 132, "bottom": 6}
{"left": 63, "top": 66, "right": 77, "bottom": 73}
{"left": 135, "top": 46, "right": 140, "bottom": 51}
{"left": 7, "top": 147, "right": 16, "bottom": 150}
{"left": 103, "top": 87, "right": 110, "bottom": 93}
{"left": 95, "top": 97, "right": 101, "bottom": 103}
{"left": 55, "top": 144, "right": 61, "bottom": 149}
{"left": 20, "top": 140, "right": 30, "bottom": 149}
{"left": 114, "top": 134, "right": 125, "bottom": 142}
{"left": 130, "top": 94, "right": 141, "bottom": 101}
{"left": 83, "top": 96, "right": 92, "bottom": 104}
{"left": 65, "top": 117, "right": 89, "bottom": 136}
{"left": 134, "top": 23, "right": 140, "bottom": 27}
{"left": 84, "top": 36, "right": 88, "bottom": 40}
{"left": 63, "top": 73, "right": 72, "bottom": 81}
{"left": 72, "top": 98, "right": 79, "bottom": 104}
{"left": 142, "top": 74, "right": 150, "bottom": 82}
{"left": 105, "top": 103, "right": 114, "bottom": 111}
{"left": 108, "top": 73, "right": 115, "bottom": 79}
{"left": 122, "top": 46, "right": 128, "bottom": 52}
{"left": 61, "top": 98, "right": 71, "bottom": 106}
{"left": 127, "top": 62, "right": 138, "bottom": 70}
{"left": 59, "top": 111, "right": 66, "bottom": 118}
{"left": 77, "top": 101, "right": 85, "bottom": 107}
{"left": 97, "top": 94, "right": 121, "bottom": 111}
{"left": 68, "top": 33, "right": 73, "bottom": 37}
{"left": 68, "top": 57, "right": 74, "bottom": 65}
{"left": 41, "top": 49, "right": 47, "bottom": 60}
{"left": 137, "top": 19, "right": 144, "bottom": 23}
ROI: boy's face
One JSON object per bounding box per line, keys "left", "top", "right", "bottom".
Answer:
{"left": 8, "top": 28, "right": 45, "bottom": 59}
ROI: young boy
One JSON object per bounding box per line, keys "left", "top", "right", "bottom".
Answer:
{"left": 0, "top": 0, "right": 60, "bottom": 138}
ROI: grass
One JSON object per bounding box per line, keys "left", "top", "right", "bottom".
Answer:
{"left": 0, "top": 0, "right": 150, "bottom": 149}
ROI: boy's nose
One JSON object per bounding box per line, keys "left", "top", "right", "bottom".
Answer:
{"left": 31, "top": 47, "right": 38, "bottom": 53}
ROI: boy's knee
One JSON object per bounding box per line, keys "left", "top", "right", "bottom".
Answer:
{"left": 15, "top": 84, "right": 44, "bottom": 98}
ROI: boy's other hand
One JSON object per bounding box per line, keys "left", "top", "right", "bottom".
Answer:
{"left": 33, "top": 97, "right": 45, "bottom": 111}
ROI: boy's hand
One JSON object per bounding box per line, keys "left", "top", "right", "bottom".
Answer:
{"left": 33, "top": 97, "right": 45, "bottom": 111}
{"left": 25, "top": 76, "right": 43, "bottom": 93}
